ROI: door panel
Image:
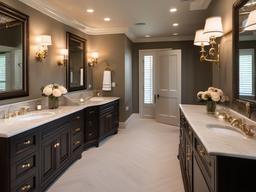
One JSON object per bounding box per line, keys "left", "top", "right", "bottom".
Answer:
{"left": 156, "top": 50, "right": 181, "bottom": 125}
{"left": 58, "top": 129, "right": 70, "bottom": 166}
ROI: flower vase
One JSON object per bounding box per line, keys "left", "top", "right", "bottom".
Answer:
{"left": 206, "top": 101, "right": 216, "bottom": 114}
{"left": 48, "top": 96, "right": 59, "bottom": 109}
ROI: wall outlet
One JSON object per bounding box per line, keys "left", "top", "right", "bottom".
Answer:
{"left": 112, "top": 82, "right": 116, "bottom": 87}
{"left": 88, "top": 84, "right": 92, "bottom": 89}
{"left": 125, "top": 106, "right": 129, "bottom": 111}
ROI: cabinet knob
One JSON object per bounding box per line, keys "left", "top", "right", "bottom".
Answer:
{"left": 89, "top": 133, "right": 93, "bottom": 136}
{"left": 21, "top": 184, "right": 31, "bottom": 191}
{"left": 74, "top": 140, "right": 81, "bottom": 145}
{"left": 54, "top": 142, "right": 60, "bottom": 148}
{"left": 23, "top": 140, "right": 31, "bottom": 145}
{"left": 75, "top": 116, "right": 81, "bottom": 120}
{"left": 21, "top": 163, "right": 31, "bottom": 169}
{"left": 74, "top": 128, "right": 81, "bottom": 132}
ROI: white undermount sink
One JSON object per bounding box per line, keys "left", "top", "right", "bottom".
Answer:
{"left": 15, "top": 111, "right": 55, "bottom": 121}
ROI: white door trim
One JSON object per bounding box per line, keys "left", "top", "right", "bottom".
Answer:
{"left": 139, "top": 48, "right": 181, "bottom": 120}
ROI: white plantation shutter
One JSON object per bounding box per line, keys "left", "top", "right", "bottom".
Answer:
{"left": 144, "top": 55, "right": 153, "bottom": 104}
{"left": 0, "top": 55, "right": 6, "bottom": 91}
{"left": 239, "top": 49, "right": 255, "bottom": 96}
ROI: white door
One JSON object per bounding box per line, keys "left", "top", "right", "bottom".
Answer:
{"left": 155, "top": 50, "right": 181, "bottom": 126}
{"left": 139, "top": 50, "right": 156, "bottom": 118}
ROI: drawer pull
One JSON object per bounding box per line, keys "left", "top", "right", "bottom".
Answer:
{"left": 74, "top": 128, "right": 81, "bottom": 132}
{"left": 23, "top": 140, "right": 31, "bottom": 145}
{"left": 74, "top": 140, "right": 81, "bottom": 145}
{"left": 89, "top": 133, "right": 93, "bottom": 136}
{"left": 21, "top": 163, "right": 31, "bottom": 169}
{"left": 198, "top": 145, "right": 206, "bottom": 157}
{"left": 21, "top": 184, "right": 31, "bottom": 191}
{"left": 75, "top": 116, "right": 80, "bottom": 120}
{"left": 54, "top": 142, "right": 60, "bottom": 148}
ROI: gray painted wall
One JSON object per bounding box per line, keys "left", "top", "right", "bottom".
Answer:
{"left": 0, "top": 0, "right": 92, "bottom": 106}
{"left": 207, "top": 0, "right": 236, "bottom": 99}
{"left": 132, "top": 41, "right": 212, "bottom": 113}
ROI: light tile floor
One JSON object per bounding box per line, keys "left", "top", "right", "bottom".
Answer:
{"left": 48, "top": 114, "right": 184, "bottom": 192}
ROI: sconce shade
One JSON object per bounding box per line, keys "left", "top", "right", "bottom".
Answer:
{"left": 60, "top": 49, "right": 68, "bottom": 56}
{"left": 92, "top": 52, "right": 99, "bottom": 59}
{"left": 245, "top": 10, "right": 256, "bottom": 31}
{"left": 194, "top": 29, "right": 210, "bottom": 46}
{"left": 203, "top": 16, "right": 223, "bottom": 38}
{"left": 40, "top": 35, "right": 52, "bottom": 46}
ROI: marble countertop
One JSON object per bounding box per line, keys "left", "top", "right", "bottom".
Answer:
{"left": 180, "top": 104, "right": 256, "bottom": 160}
{"left": 0, "top": 97, "right": 119, "bottom": 138}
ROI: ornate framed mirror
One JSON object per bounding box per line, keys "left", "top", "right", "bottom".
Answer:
{"left": 0, "top": 2, "right": 29, "bottom": 100}
{"left": 66, "top": 32, "right": 87, "bottom": 92}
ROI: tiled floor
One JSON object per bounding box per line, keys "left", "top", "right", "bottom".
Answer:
{"left": 48, "top": 114, "right": 184, "bottom": 192}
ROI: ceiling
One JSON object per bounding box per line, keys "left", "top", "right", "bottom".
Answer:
{"left": 20, "top": 0, "right": 212, "bottom": 42}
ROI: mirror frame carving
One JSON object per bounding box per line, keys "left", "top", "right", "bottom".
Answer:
{"left": 0, "top": 2, "right": 29, "bottom": 100}
{"left": 66, "top": 32, "right": 87, "bottom": 92}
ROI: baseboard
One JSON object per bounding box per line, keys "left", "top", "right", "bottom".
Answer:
{"left": 119, "top": 113, "right": 138, "bottom": 128}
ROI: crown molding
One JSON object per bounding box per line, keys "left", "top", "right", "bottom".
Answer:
{"left": 134, "top": 35, "right": 194, "bottom": 43}
{"left": 18, "top": 0, "right": 136, "bottom": 40}
{"left": 190, "top": 0, "right": 212, "bottom": 11}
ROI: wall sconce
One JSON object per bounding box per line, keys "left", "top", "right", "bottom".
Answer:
{"left": 35, "top": 35, "right": 52, "bottom": 62}
{"left": 194, "top": 16, "right": 223, "bottom": 66}
{"left": 57, "top": 49, "right": 68, "bottom": 66}
{"left": 88, "top": 52, "right": 99, "bottom": 67}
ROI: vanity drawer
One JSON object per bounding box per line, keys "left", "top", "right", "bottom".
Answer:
{"left": 15, "top": 154, "right": 36, "bottom": 178}
{"left": 15, "top": 176, "right": 36, "bottom": 192}
{"left": 194, "top": 137, "right": 215, "bottom": 191}
{"left": 11, "top": 132, "right": 37, "bottom": 160}
{"left": 71, "top": 133, "right": 82, "bottom": 152}
{"left": 99, "top": 103, "right": 114, "bottom": 116}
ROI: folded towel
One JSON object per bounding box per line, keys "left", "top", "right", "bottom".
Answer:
{"left": 102, "top": 70, "right": 112, "bottom": 91}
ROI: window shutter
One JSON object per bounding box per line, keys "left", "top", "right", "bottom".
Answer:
{"left": 0, "top": 55, "right": 6, "bottom": 91}
{"left": 144, "top": 55, "right": 153, "bottom": 104}
{"left": 239, "top": 49, "right": 255, "bottom": 96}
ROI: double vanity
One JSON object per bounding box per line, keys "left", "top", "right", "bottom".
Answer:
{"left": 179, "top": 105, "right": 256, "bottom": 192}
{"left": 0, "top": 97, "right": 119, "bottom": 192}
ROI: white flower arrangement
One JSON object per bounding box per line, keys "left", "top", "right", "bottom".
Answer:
{"left": 42, "top": 83, "right": 67, "bottom": 98}
{"left": 197, "top": 87, "right": 224, "bottom": 102}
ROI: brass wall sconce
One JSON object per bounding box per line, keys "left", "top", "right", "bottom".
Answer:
{"left": 194, "top": 17, "right": 223, "bottom": 67}
{"left": 57, "top": 49, "right": 68, "bottom": 66}
{"left": 35, "top": 35, "right": 52, "bottom": 62}
{"left": 88, "top": 52, "right": 99, "bottom": 67}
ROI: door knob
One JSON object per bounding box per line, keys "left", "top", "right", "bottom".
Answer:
{"left": 157, "top": 94, "right": 160, "bottom": 99}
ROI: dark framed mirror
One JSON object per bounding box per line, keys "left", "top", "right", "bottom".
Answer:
{"left": 66, "top": 32, "right": 87, "bottom": 92}
{"left": 0, "top": 2, "right": 29, "bottom": 100}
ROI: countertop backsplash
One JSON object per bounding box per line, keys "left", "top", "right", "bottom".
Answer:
{"left": 0, "top": 90, "right": 95, "bottom": 119}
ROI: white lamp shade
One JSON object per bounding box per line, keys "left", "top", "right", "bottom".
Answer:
{"left": 40, "top": 35, "right": 52, "bottom": 46}
{"left": 245, "top": 10, "right": 256, "bottom": 31}
{"left": 91, "top": 52, "right": 99, "bottom": 59}
{"left": 60, "top": 49, "right": 68, "bottom": 56}
{"left": 203, "top": 16, "right": 223, "bottom": 38}
{"left": 194, "top": 29, "right": 210, "bottom": 46}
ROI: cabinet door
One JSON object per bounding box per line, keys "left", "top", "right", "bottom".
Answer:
{"left": 41, "top": 137, "right": 58, "bottom": 184}
{"left": 193, "top": 157, "right": 211, "bottom": 192}
{"left": 57, "top": 128, "right": 70, "bottom": 167}
{"left": 85, "top": 107, "right": 98, "bottom": 143}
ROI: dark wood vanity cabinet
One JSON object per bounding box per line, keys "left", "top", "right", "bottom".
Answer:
{"left": 84, "top": 106, "right": 99, "bottom": 149}
{"left": 0, "top": 110, "right": 84, "bottom": 192}
{"left": 179, "top": 110, "right": 256, "bottom": 192}
{"left": 99, "top": 101, "right": 119, "bottom": 141}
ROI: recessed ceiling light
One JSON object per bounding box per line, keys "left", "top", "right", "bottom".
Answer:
{"left": 145, "top": 35, "right": 151, "bottom": 38}
{"left": 170, "top": 8, "right": 177, "bottom": 13}
{"left": 104, "top": 17, "right": 111, "bottom": 21}
{"left": 172, "top": 33, "right": 179, "bottom": 36}
{"left": 172, "top": 23, "right": 179, "bottom": 27}
{"left": 86, "top": 9, "right": 94, "bottom": 13}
